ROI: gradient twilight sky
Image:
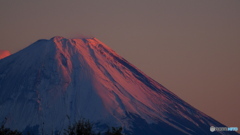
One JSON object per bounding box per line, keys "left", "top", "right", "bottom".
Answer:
{"left": 0, "top": 0, "right": 239, "bottom": 129}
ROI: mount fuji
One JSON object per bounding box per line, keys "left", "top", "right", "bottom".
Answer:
{"left": 0, "top": 36, "right": 237, "bottom": 135}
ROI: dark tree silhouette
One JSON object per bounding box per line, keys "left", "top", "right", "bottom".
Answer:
{"left": 64, "top": 118, "right": 95, "bottom": 135}
{"left": 0, "top": 118, "right": 22, "bottom": 135}
{"left": 105, "top": 127, "right": 123, "bottom": 135}
{"left": 64, "top": 118, "right": 124, "bottom": 135}
{"left": 0, "top": 118, "right": 123, "bottom": 135}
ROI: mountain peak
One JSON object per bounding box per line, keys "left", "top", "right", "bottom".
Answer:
{"left": 49, "top": 36, "right": 99, "bottom": 46}
{"left": 51, "top": 36, "right": 65, "bottom": 40}
{"left": 50, "top": 36, "right": 95, "bottom": 40}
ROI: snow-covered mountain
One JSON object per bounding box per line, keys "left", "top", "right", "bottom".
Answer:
{"left": 0, "top": 36, "right": 237, "bottom": 135}
{"left": 0, "top": 50, "right": 11, "bottom": 59}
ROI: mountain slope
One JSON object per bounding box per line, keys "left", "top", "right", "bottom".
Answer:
{"left": 0, "top": 36, "right": 237, "bottom": 135}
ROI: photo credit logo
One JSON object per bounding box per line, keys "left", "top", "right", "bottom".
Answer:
{"left": 210, "top": 126, "right": 238, "bottom": 132}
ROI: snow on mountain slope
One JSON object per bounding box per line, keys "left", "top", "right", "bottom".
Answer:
{"left": 0, "top": 50, "right": 11, "bottom": 59}
{"left": 0, "top": 36, "right": 238, "bottom": 135}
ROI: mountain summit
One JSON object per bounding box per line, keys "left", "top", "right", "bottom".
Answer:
{"left": 0, "top": 37, "right": 237, "bottom": 135}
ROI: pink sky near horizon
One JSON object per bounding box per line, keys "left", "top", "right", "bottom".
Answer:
{"left": 0, "top": 0, "right": 239, "bottom": 131}
{"left": 0, "top": 50, "right": 11, "bottom": 59}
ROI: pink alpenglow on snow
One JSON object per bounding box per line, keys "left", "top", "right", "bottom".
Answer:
{"left": 0, "top": 36, "right": 238, "bottom": 135}
{"left": 0, "top": 50, "right": 11, "bottom": 59}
